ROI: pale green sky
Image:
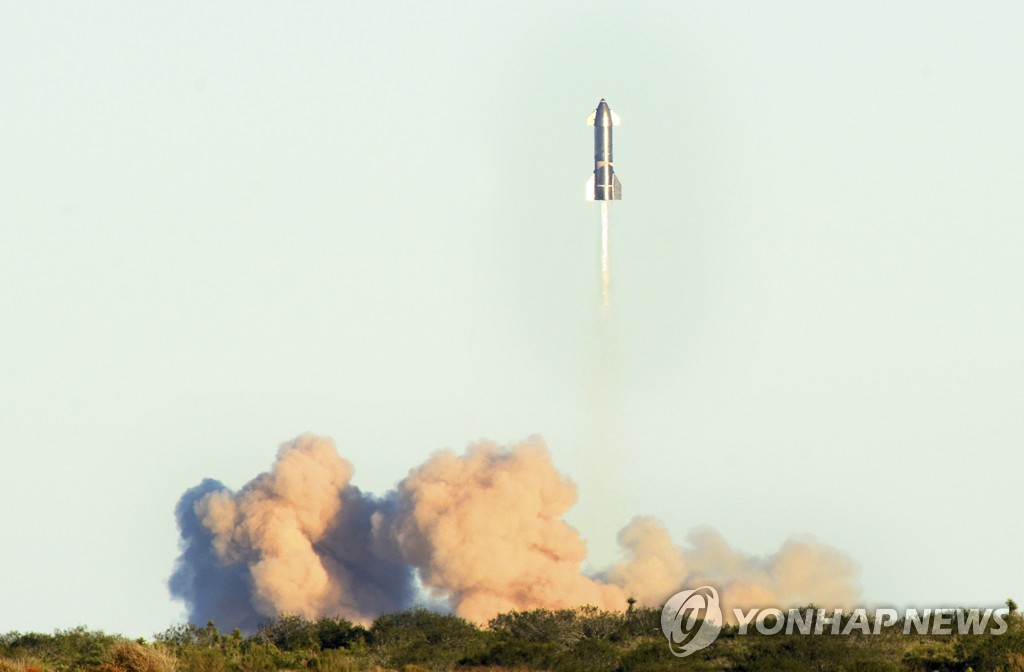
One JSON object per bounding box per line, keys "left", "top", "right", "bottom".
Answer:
{"left": 1, "top": 1, "right": 1022, "bottom": 636}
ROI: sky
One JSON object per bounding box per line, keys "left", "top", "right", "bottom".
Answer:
{"left": 2, "top": 1, "right": 1023, "bottom": 637}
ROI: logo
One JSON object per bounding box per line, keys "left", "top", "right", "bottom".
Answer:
{"left": 661, "top": 586, "right": 723, "bottom": 657}
{"left": 660, "top": 586, "right": 1011, "bottom": 656}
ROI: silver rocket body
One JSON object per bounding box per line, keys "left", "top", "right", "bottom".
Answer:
{"left": 586, "top": 99, "right": 622, "bottom": 201}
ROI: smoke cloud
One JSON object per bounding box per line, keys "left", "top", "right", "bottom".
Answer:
{"left": 603, "top": 519, "right": 861, "bottom": 622}
{"left": 170, "top": 436, "right": 413, "bottom": 626}
{"left": 168, "top": 479, "right": 260, "bottom": 631}
{"left": 377, "top": 437, "right": 626, "bottom": 622}
{"left": 169, "top": 434, "right": 859, "bottom": 629}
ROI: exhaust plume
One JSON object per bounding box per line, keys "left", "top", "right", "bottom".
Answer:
{"left": 376, "top": 437, "right": 626, "bottom": 622}
{"left": 170, "top": 435, "right": 414, "bottom": 626}
{"left": 603, "top": 519, "right": 860, "bottom": 622}
{"left": 168, "top": 479, "right": 260, "bottom": 631}
{"left": 600, "top": 201, "right": 611, "bottom": 307}
{"left": 170, "top": 434, "right": 859, "bottom": 629}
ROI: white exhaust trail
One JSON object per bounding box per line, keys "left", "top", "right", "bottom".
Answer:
{"left": 601, "top": 201, "right": 610, "bottom": 307}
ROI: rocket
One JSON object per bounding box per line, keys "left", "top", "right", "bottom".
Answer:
{"left": 586, "top": 98, "right": 622, "bottom": 201}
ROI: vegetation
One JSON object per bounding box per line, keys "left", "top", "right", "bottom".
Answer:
{"left": 2, "top": 602, "right": 1023, "bottom": 672}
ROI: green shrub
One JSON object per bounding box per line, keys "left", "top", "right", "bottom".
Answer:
{"left": 487, "top": 608, "right": 584, "bottom": 649}
{"left": 550, "top": 638, "right": 620, "bottom": 672}
{"left": 370, "top": 610, "right": 485, "bottom": 672}
{"left": 616, "top": 640, "right": 681, "bottom": 672}
{"left": 308, "top": 648, "right": 371, "bottom": 672}
{"left": 468, "top": 639, "right": 559, "bottom": 669}
{"left": 847, "top": 661, "right": 901, "bottom": 672}
{"left": 901, "top": 640, "right": 959, "bottom": 672}
{"left": 314, "top": 618, "right": 367, "bottom": 653}
{"left": 179, "top": 649, "right": 227, "bottom": 672}
{"left": 0, "top": 628, "right": 118, "bottom": 671}
{"left": 254, "top": 616, "right": 319, "bottom": 653}
{"left": 229, "top": 641, "right": 275, "bottom": 672}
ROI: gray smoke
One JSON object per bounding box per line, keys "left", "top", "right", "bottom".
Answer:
{"left": 169, "top": 436, "right": 413, "bottom": 627}
{"left": 168, "top": 479, "right": 262, "bottom": 631}
{"left": 169, "top": 434, "right": 859, "bottom": 629}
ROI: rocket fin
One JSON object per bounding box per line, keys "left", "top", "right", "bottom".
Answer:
{"left": 611, "top": 174, "right": 622, "bottom": 199}
{"left": 610, "top": 109, "right": 621, "bottom": 126}
{"left": 586, "top": 110, "right": 596, "bottom": 126}
{"left": 585, "top": 174, "right": 596, "bottom": 201}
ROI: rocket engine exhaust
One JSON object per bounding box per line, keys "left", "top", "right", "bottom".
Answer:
{"left": 601, "top": 201, "right": 610, "bottom": 307}
{"left": 169, "top": 434, "right": 860, "bottom": 630}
